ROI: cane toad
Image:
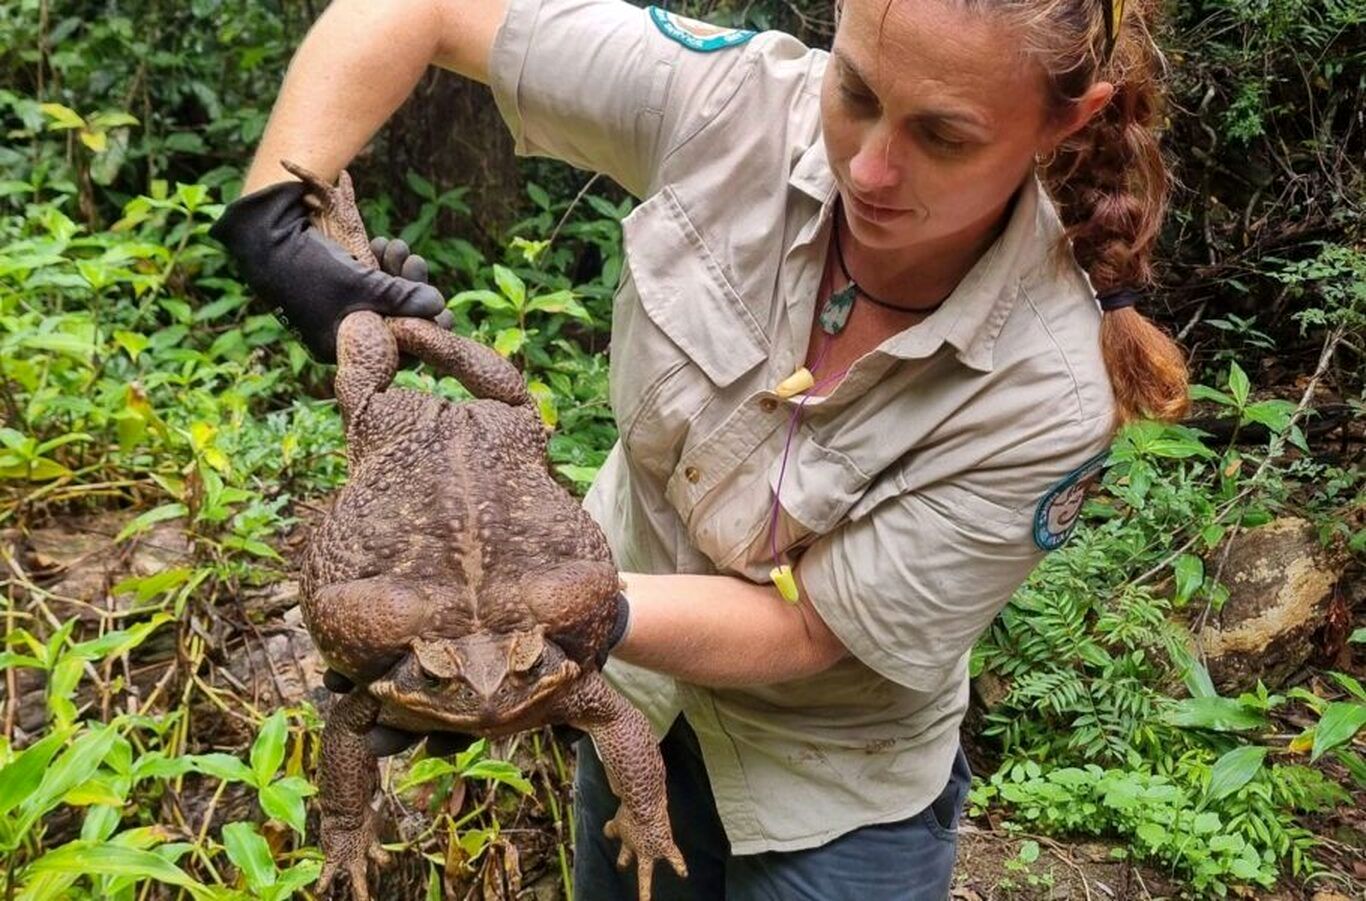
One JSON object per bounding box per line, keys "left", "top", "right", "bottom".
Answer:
{"left": 284, "top": 161, "right": 684, "bottom": 901}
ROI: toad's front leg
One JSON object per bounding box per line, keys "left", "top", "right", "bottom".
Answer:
{"left": 317, "top": 690, "right": 392, "bottom": 901}
{"left": 552, "top": 672, "right": 685, "bottom": 901}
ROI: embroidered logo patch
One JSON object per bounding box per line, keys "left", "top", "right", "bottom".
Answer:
{"left": 648, "top": 6, "right": 756, "bottom": 52}
{"left": 1032, "top": 450, "right": 1110, "bottom": 551}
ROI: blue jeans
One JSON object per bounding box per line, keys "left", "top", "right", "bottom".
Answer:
{"left": 572, "top": 717, "right": 970, "bottom": 900}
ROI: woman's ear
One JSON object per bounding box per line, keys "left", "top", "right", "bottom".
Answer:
{"left": 1042, "top": 80, "right": 1116, "bottom": 155}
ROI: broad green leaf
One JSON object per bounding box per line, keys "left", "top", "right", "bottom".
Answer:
{"left": 1310, "top": 702, "right": 1366, "bottom": 761}
{"left": 1172, "top": 554, "right": 1204, "bottom": 606}
{"left": 1017, "top": 840, "right": 1040, "bottom": 864}
{"left": 250, "top": 711, "right": 288, "bottom": 786}
{"left": 188, "top": 752, "right": 253, "bottom": 784}
{"left": 1206, "top": 745, "right": 1266, "bottom": 801}
{"left": 27, "top": 841, "right": 209, "bottom": 898}
{"left": 462, "top": 759, "right": 533, "bottom": 794}
{"left": 114, "top": 503, "right": 187, "bottom": 542}
{"left": 0, "top": 731, "right": 66, "bottom": 818}
{"left": 40, "top": 103, "right": 85, "bottom": 130}
{"left": 1350, "top": 628, "right": 1366, "bottom": 645}
{"left": 527, "top": 380, "right": 558, "bottom": 429}
{"left": 113, "top": 568, "right": 193, "bottom": 603}
{"left": 20, "top": 332, "right": 95, "bottom": 361}
{"left": 1134, "top": 822, "right": 1167, "bottom": 846}
{"left": 1162, "top": 697, "right": 1267, "bottom": 732}
{"left": 0, "top": 458, "right": 71, "bottom": 481}
{"left": 492, "top": 264, "right": 526, "bottom": 309}
{"left": 221, "top": 536, "right": 282, "bottom": 560}
{"left": 1192, "top": 811, "right": 1222, "bottom": 834}
{"left": 68, "top": 614, "right": 172, "bottom": 662}
{"left": 405, "top": 170, "right": 437, "bottom": 200}
{"left": 1188, "top": 384, "right": 1236, "bottom": 407}
{"left": 258, "top": 779, "right": 309, "bottom": 837}
{"left": 222, "top": 822, "right": 276, "bottom": 891}
{"left": 493, "top": 327, "right": 526, "bottom": 358}
{"left": 17, "top": 726, "right": 120, "bottom": 836}
{"left": 397, "top": 757, "right": 457, "bottom": 792}
{"left": 1227, "top": 361, "right": 1250, "bottom": 407}
{"left": 449, "top": 289, "right": 511, "bottom": 312}
{"left": 113, "top": 330, "right": 151, "bottom": 362}
{"left": 1330, "top": 671, "right": 1366, "bottom": 703}
{"left": 79, "top": 129, "right": 108, "bottom": 153}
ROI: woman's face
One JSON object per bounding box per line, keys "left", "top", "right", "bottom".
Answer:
{"left": 820, "top": 0, "right": 1060, "bottom": 252}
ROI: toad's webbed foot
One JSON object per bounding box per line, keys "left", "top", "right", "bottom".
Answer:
{"left": 553, "top": 672, "right": 684, "bottom": 901}
{"left": 317, "top": 808, "right": 391, "bottom": 901}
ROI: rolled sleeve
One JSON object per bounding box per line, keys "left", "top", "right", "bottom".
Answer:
{"left": 488, "top": 0, "right": 759, "bottom": 197}
{"left": 799, "top": 483, "right": 1043, "bottom": 692}
{"left": 797, "top": 411, "right": 1115, "bottom": 693}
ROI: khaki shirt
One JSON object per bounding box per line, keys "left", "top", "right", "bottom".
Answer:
{"left": 490, "top": 0, "right": 1116, "bottom": 853}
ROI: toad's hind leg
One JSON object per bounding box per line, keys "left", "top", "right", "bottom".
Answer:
{"left": 552, "top": 673, "right": 685, "bottom": 901}
{"left": 387, "top": 317, "right": 530, "bottom": 408}
{"left": 317, "top": 690, "right": 392, "bottom": 901}
{"left": 335, "top": 311, "right": 399, "bottom": 429}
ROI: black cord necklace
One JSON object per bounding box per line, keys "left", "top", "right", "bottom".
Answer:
{"left": 818, "top": 197, "right": 952, "bottom": 336}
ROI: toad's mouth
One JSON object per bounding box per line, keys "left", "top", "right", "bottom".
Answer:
{"left": 368, "top": 652, "right": 581, "bottom": 729}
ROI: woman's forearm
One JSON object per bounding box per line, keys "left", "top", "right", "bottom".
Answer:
{"left": 613, "top": 572, "right": 848, "bottom": 687}
{"left": 243, "top": 0, "right": 504, "bottom": 193}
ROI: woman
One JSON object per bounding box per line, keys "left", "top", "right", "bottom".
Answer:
{"left": 212, "top": 0, "right": 1188, "bottom": 897}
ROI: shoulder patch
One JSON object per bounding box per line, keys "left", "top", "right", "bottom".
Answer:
{"left": 648, "top": 6, "right": 756, "bottom": 52}
{"left": 1032, "top": 449, "right": 1110, "bottom": 551}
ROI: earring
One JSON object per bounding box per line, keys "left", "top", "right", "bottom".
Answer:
{"left": 1035, "top": 148, "right": 1058, "bottom": 168}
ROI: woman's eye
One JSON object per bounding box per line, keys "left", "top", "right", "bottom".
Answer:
{"left": 923, "top": 131, "right": 968, "bottom": 153}
{"left": 839, "top": 84, "right": 877, "bottom": 109}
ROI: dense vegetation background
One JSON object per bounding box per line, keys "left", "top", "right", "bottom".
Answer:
{"left": 0, "top": 0, "right": 1362, "bottom": 897}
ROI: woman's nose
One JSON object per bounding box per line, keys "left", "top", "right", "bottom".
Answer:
{"left": 848, "top": 130, "right": 901, "bottom": 194}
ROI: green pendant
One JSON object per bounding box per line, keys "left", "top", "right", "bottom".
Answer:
{"left": 819, "top": 284, "right": 856, "bottom": 335}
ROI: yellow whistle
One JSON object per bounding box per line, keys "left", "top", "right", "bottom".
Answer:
{"left": 774, "top": 367, "right": 815, "bottom": 399}
{"left": 770, "top": 565, "right": 800, "bottom": 603}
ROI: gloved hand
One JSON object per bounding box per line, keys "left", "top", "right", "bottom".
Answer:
{"left": 209, "top": 178, "right": 449, "bottom": 363}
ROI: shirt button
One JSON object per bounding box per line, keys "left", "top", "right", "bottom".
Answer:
{"left": 760, "top": 398, "right": 778, "bottom": 413}
{"left": 685, "top": 466, "right": 701, "bottom": 483}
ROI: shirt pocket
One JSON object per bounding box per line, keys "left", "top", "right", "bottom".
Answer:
{"left": 613, "top": 185, "right": 770, "bottom": 480}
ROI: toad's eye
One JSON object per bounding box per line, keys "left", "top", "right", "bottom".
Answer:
{"left": 418, "top": 667, "right": 443, "bottom": 690}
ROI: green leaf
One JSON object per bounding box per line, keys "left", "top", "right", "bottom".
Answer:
{"left": 449, "top": 289, "right": 511, "bottom": 312}
{"left": 1192, "top": 811, "right": 1222, "bottom": 834}
{"left": 1189, "top": 384, "right": 1237, "bottom": 407}
{"left": 1349, "top": 628, "right": 1366, "bottom": 645}
{"left": 493, "top": 327, "right": 526, "bottom": 358}
{"left": 16, "top": 726, "right": 120, "bottom": 836}
{"left": 1310, "top": 702, "right": 1366, "bottom": 761}
{"left": 258, "top": 778, "right": 310, "bottom": 837}
{"left": 462, "top": 759, "right": 533, "bottom": 794}
{"left": 1163, "top": 697, "right": 1267, "bottom": 732}
{"left": 28, "top": 841, "right": 208, "bottom": 897}
{"left": 113, "top": 568, "right": 193, "bottom": 603}
{"left": 405, "top": 170, "right": 437, "bottom": 200}
{"left": 1172, "top": 554, "right": 1204, "bottom": 606}
{"left": 1017, "top": 840, "right": 1040, "bottom": 864}
{"left": 68, "top": 614, "right": 172, "bottom": 662}
{"left": 1206, "top": 745, "right": 1266, "bottom": 801}
{"left": 0, "top": 731, "right": 66, "bottom": 818}
{"left": 114, "top": 503, "right": 187, "bottom": 543}
{"left": 492, "top": 264, "right": 526, "bottom": 309}
{"left": 1227, "top": 361, "right": 1250, "bottom": 407}
{"left": 188, "top": 752, "right": 253, "bottom": 784}
{"left": 1135, "top": 822, "right": 1168, "bottom": 846}
{"left": 222, "top": 822, "right": 277, "bottom": 891}
{"left": 250, "top": 711, "right": 288, "bottom": 786}
{"left": 40, "top": 103, "right": 86, "bottom": 130}
{"left": 1242, "top": 399, "right": 1295, "bottom": 432}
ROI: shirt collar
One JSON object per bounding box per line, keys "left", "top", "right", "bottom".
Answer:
{"left": 787, "top": 137, "right": 1058, "bottom": 374}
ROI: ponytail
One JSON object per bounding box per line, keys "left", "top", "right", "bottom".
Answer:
{"left": 985, "top": 0, "right": 1191, "bottom": 424}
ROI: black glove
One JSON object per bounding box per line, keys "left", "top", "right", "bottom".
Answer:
{"left": 321, "top": 668, "right": 475, "bottom": 758}
{"left": 209, "top": 179, "right": 447, "bottom": 363}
